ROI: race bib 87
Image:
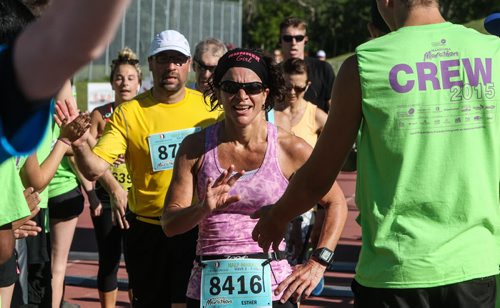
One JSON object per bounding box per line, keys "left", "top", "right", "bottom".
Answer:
{"left": 147, "top": 127, "right": 200, "bottom": 172}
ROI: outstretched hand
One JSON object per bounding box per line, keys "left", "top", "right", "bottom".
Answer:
{"left": 14, "top": 220, "right": 42, "bottom": 239}
{"left": 111, "top": 186, "right": 129, "bottom": 229}
{"left": 54, "top": 98, "right": 91, "bottom": 145}
{"left": 251, "top": 205, "right": 288, "bottom": 253}
{"left": 275, "top": 259, "right": 327, "bottom": 303}
{"left": 11, "top": 187, "right": 41, "bottom": 232}
{"left": 202, "top": 164, "right": 244, "bottom": 213}
{"left": 54, "top": 98, "right": 79, "bottom": 125}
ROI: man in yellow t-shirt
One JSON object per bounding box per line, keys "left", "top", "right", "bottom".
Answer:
{"left": 71, "top": 30, "right": 220, "bottom": 307}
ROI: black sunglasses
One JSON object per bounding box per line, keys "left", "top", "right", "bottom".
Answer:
{"left": 282, "top": 35, "right": 306, "bottom": 43}
{"left": 288, "top": 84, "right": 308, "bottom": 93}
{"left": 219, "top": 81, "right": 265, "bottom": 95}
{"left": 194, "top": 59, "right": 217, "bottom": 73}
{"left": 154, "top": 54, "right": 189, "bottom": 66}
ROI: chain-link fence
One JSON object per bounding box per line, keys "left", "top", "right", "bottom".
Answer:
{"left": 75, "top": 0, "right": 242, "bottom": 82}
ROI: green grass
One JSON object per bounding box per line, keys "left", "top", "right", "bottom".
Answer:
{"left": 328, "top": 52, "right": 355, "bottom": 75}
{"left": 75, "top": 81, "right": 88, "bottom": 111}
{"left": 463, "top": 18, "right": 487, "bottom": 34}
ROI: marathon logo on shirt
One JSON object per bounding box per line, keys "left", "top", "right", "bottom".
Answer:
{"left": 389, "top": 57, "right": 492, "bottom": 94}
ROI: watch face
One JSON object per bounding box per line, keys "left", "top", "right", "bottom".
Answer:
{"left": 319, "top": 249, "right": 333, "bottom": 262}
{"left": 320, "top": 249, "right": 333, "bottom": 261}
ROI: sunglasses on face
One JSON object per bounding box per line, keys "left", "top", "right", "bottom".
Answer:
{"left": 219, "top": 80, "right": 265, "bottom": 95}
{"left": 194, "top": 59, "right": 216, "bottom": 73}
{"left": 281, "top": 35, "right": 306, "bottom": 43}
{"left": 154, "top": 54, "right": 189, "bottom": 66}
{"left": 287, "top": 84, "right": 308, "bottom": 93}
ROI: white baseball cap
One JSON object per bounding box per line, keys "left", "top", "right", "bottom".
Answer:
{"left": 149, "top": 30, "right": 191, "bottom": 57}
{"left": 316, "top": 50, "right": 326, "bottom": 58}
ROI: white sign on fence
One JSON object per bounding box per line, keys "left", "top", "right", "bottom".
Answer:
{"left": 87, "top": 80, "right": 152, "bottom": 112}
{"left": 87, "top": 83, "right": 114, "bottom": 112}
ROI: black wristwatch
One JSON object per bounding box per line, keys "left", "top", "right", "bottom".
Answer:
{"left": 311, "top": 247, "right": 334, "bottom": 266}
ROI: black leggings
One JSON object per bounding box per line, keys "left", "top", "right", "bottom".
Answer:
{"left": 91, "top": 206, "right": 126, "bottom": 292}
{"left": 186, "top": 298, "right": 298, "bottom": 308}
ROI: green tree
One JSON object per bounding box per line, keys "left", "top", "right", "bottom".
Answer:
{"left": 242, "top": 0, "right": 500, "bottom": 57}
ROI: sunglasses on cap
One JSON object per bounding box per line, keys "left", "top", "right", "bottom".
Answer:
{"left": 194, "top": 59, "right": 217, "bottom": 73}
{"left": 219, "top": 80, "right": 266, "bottom": 95}
{"left": 281, "top": 35, "right": 306, "bottom": 43}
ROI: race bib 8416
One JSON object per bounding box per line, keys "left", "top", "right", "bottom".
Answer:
{"left": 200, "top": 258, "right": 272, "bottom": 308}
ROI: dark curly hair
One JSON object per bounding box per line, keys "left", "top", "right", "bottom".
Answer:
{"left": 203, "top": 48, "right": 286, "bottom": 112}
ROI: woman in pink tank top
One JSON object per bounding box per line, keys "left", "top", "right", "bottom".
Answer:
{"left": 161, "top": 48, "right": 347, "bottom": 308}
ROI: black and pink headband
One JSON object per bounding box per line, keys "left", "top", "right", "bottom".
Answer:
{"left": 213, "top": 48, "right": 269, "bottom": 86}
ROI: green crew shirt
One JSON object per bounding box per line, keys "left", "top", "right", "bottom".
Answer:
{"left": 355, "top": 22, "right": 500, "bottom": 288}
{"left": 48, "top": 122, "right": 79, "bottom": 198}
{"left": 0, "top": 158, "right": 30, "bottom": 226}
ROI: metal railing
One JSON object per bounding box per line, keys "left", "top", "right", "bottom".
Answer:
{"left": 75, "top": 0, "right": 242, "bottom": 82}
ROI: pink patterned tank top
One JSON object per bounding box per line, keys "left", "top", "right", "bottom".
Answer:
{"left": 186, "top": 122, "right": 293, "bottom": 301}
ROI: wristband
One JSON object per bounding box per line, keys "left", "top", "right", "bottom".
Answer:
{"left": 58, "top": 137, "right": 71, "bottom": 147}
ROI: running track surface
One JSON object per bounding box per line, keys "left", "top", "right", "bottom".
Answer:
{"left": 65, "top": 172, "right": 360, "bottom": 307}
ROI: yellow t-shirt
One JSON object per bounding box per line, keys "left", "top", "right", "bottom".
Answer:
{"left": 291, "top": 102, "right": 318, "bottom": 148}
{"left": 93, "top": 88, "right": 220, "bottom": 223}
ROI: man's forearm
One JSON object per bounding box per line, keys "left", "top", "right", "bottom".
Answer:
{"left": 72, "top": 142, "right": 109, "bottom": 181}
{"left": 315, "top": 184, "right": 348, "bottom": 252}
{"left": 97, "top": 170, "right": 123, "bottom": 198}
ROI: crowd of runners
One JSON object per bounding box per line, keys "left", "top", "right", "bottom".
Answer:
{"left": 1, "top": 0, "right": 500, "bottom": 307}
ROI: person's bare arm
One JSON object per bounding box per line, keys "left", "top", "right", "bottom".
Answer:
{"left": 314, "top": 107, "right": 328, "bottom": 135}
{"left": 71, "top": 137, "right": 111, "bottom": 181}
{"left": 161, "top": 132, "right": 243, "bottom": 237}
{"left": 54, "top": 99, "right": 111, "bottom": 180}
{"left": 89, "top": 109, "right": 104, "bottom": 139}
{"left": 14, "top": 0, "right": 131, "bottom": 101}
{"left": 11, "top": 187, "right": 40, "bottom": 231}
{"left": 253, "top": 132, "right": 348, "bottom": 303}
{"left": 13, "top": 188, "right": 42, "bottom": 239}
{"left": 20, "top": 147, "right": 67, "bottom": 193}
{"left": 97, "top": 170, "right": 129, "bottom": 229}
{"left": 252, "top": 55, "right": 362, "bottom": 252}
{"left": 275, "top": 182, "right": 347, "bottom": 303}
{"left": 0, "top": 225, "right": 14, "bottom": 265}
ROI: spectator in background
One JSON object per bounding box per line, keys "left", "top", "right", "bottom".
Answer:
{"left": 191, "top": 38, "right": 227, "bottom": 94}
{"left": 316, "top": 50, "right": 326, "bottom": 61}
{"left": 279, "top": 17, "right": 335, "bottom": 113}
{"left": 273, "top": 58, "right": 328, "bottom": 266}
{"left": 273, "top": 48, "right": 284, "bottom": 64}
